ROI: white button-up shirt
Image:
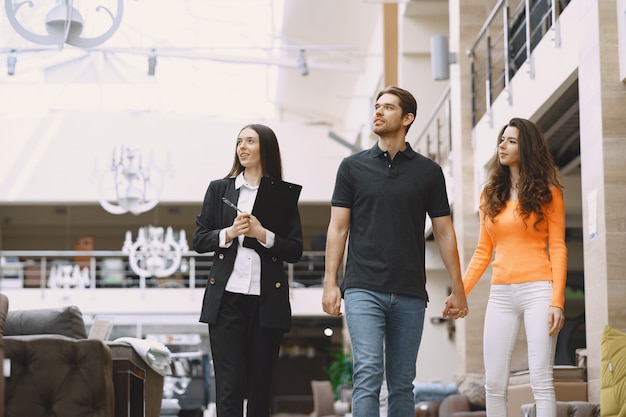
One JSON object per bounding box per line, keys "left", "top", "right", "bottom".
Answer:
{"left": 220, "top": 173, "right": 275, "bottom": 295}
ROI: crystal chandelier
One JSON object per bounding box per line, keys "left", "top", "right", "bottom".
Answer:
{"left": 122, "top": 225, "right": 188, "bottom": 279}
{"left": 4, "top": 0, "right": 124, "bottom": 50}
{"left": 99, "top": 146, "right": 167, "bottom": 216}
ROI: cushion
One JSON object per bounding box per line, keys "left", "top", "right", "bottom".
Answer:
{"left": 4, "top": 305, "right": 88, "bottom": 339}
{"left": 413, "top": 382, "right": 457, "bottom": 403}
{"left": 454, "top": 373, "right": 485, "bottom": 408}
{"left": 601, "top": 325, "right": 626, "bottom": 417}
{"left": 4, "top": 338, "right": 114, "bottom": 417}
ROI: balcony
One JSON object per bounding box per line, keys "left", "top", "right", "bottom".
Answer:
{"left": 467, "top": 0, "right": 572, "bottom": 126}
{"left": 0, "top": 250, "right": 331, "bottom": 336}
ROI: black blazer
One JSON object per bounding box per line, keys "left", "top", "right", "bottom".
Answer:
{"left": 192, "top": 177, "right": 303, "bottom": 331}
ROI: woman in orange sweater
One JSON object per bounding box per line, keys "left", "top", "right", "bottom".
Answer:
{"left": 462, "top": 118, "right": 567, "bottom": 417}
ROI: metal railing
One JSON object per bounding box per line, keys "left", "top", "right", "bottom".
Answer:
{"left": 413, "top": 84, "right": 452, "bottom": 168}
{"left": 466, "top": 0, "right": 571, "bottom": 126}
{"left": 0, "top": 250, "right": 329, "bottom": 291}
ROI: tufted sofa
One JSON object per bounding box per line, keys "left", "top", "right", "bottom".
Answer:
{"left": 3, "top": 302, "right": 114, "bottom": 417}
{"left": 520, "top": 401, "right": 600, "bottom": 417}
{"left": 5, "top": 335, "right": 115, "bottom": 416}
{"left": 2, "top": 300, "right": 164, "bottom": 417}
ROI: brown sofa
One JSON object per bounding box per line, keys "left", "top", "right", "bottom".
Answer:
{"left": 1, "top": 300, "right": 164, "bottom": 417}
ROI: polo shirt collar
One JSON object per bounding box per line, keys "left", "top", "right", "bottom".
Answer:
{"left": 368, "top": 141, "right": 417, "bottom": 159}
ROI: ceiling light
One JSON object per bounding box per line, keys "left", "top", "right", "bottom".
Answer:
{"left": 297, "top": 49, "right": 308, "bottom": 76}
{"left": 6, "top": 50, "right": 16, "bottom": 76}
{"left": 4, "top": 0, "right": 124, "bottom": 50}
{"left": 98, "top": 146, "right": 167, "bottom": 215}
{"left": 122, "top": 226, "right": 189, "bottom": 279}
{"left": 148, "top": 49, "right": 157, "bottom": 76}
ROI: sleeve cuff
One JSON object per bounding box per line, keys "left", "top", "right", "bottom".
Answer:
{"left": 261, "top": 230, "right": 275, "bottom": 248}
{"left": 220, "top": 229, "right": 233, "bottom": 248}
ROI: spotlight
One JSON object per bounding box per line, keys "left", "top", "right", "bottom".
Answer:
{"left": 148, "top": 49, "right": 157, "bottom": 76}
{"left": 7, "top": 50, "right": 16, "bottom": 76}
{"left": 297, "top": 49, "right": 308, "bottom": 76}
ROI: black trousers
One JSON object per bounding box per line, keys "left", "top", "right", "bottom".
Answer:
{"left": 209, "top": 291, "right": 284, "bottom": 417}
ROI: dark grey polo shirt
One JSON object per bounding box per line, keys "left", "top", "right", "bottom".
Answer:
{"left": 331, "top": 142, "right": 450, "bottom": 301}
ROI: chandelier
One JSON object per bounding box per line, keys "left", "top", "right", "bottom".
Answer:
{"left": 48, "top": 263, "right": 90, "bottom": 289}
{"left": 99, "top": 146, "right": 167, "bottom": 216}
{"left": 122, "top": 225, "right": 188, "bottom": 279}
{"left": 4, "top": 0, "right": 123, "bottom": 49}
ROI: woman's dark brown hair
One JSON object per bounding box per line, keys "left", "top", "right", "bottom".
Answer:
{"left": 481, "top": 117, "right": 563, "bottom": 229}
{"left": 225, "top": 123, "right": 283, "bottom": 180}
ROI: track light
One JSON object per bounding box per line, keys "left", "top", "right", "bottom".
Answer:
{"left": 148, "top": 49, "right": 157, "bottom": 76}
{"left": 7, "top": 50, "right": 17, "bottom": 76}
{"left": 297, "top": 49, "right": 308, "bottom": 76}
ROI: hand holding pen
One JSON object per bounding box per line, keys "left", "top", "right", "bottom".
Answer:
{"left": 221, "top": 197, "right": 250, "bottom": 242}
{"left": 222, "top": 197, "right": 266, "bottom": 244}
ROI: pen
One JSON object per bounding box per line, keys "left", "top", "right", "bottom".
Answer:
{"left": 222, "top": 197, "right": 245, "bottom": 213}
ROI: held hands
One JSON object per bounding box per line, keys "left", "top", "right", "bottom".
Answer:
{"left": 548, "top": 306, "right": 565, "bottom": 336}
{"left": 443, "top": 291, "right": 469, "bottom": 319}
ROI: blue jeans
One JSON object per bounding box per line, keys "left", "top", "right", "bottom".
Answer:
{"left": 344, "top": 288, "right": 426, "bottom": 417}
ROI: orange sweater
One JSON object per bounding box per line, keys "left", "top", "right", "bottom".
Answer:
{"left": 463, "top": 188, "right": 568, "bottom": 309}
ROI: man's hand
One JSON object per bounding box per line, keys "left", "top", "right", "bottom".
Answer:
{"left": 322, "top": 280, "right": 343, "bottom": 317}
{"left": 443, "top": 292, "right": 469, "bottom": 319}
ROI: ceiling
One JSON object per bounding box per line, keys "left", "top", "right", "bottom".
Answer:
{"left": 0, "top": 0, "right": 384, "bottom": 134}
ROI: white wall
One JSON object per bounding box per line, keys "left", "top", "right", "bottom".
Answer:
{"left": 0, "top": 111, "right": 351, "bottom": 204}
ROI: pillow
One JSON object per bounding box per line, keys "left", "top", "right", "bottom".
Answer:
{"left": 4, "top": 305, "right": 88, "bottom": 339}
{"left": 601, "top": 325, "right": 626, "bottom": 417}
{"left": 413, "top": 382, "right": 457, "bottom": 403}
{"left": 454, "top": 373, "right": 485, "bottom": 408}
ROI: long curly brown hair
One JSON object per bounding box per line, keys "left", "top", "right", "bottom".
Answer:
{"left": 481, "top": 118, "right": 563, "bottom": 229}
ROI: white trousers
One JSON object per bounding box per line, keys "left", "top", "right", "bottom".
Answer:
{"left": 483, "top": 281, "right": 558, "bottom": 417}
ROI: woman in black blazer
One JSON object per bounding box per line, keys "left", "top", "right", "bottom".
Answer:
{"left": 192, "top": 123, "right": 303, "bottom": 417}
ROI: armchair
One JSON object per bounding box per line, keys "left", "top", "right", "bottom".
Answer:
{"left": 2, "top": 301, "right": 164, "bottom": 417}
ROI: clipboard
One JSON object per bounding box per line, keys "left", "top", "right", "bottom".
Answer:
{"left": 243, "top": 176, "right": 302, "bottom": 248}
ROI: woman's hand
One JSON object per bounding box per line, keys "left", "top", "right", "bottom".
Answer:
{"left": 548, "top": 306, "right": 565, "bottom": 336}
{"left": 244, "top": 214, "right": 267, "bottom": 244}
{"left": 443, "top": 294, "right": 469, "bottom": 319}
{"left": 226, "top": 213, "right": 252, "bottom": 242}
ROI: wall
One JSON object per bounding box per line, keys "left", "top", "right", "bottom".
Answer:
{"left": 0, "top": 113, "right": 351, "bottom": 204}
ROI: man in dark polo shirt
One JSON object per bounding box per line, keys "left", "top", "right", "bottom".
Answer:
{"left": 322, "top": 86, "right": 469, "bottom": 417}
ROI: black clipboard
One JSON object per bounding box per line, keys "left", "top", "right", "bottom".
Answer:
{"left": 243, "top": 176, "right": 302, "bottom": 248}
